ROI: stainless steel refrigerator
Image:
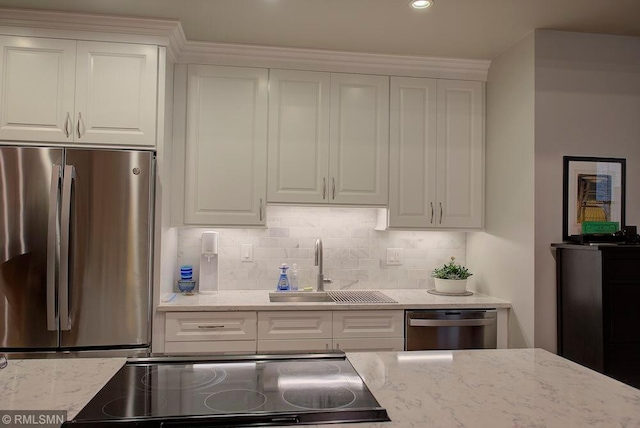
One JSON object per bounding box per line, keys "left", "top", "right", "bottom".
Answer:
{"left": 0, "top": 146, "right": 154, "bottom": 356}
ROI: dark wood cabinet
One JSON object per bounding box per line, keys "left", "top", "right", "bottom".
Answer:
{"left": 555, "top": 244, "right": 640, "bottom": 388}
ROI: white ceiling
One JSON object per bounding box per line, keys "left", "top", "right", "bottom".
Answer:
{"left": 1, "top": 0, "right": 640, "bottom": 59}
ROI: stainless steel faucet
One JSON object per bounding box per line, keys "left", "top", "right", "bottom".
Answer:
{"left": 314, "top": 238, "right": 332, "bottom": 292}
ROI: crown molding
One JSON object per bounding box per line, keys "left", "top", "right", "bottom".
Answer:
{"left": 0, "top": 7, "right": 488, "bottom": 80}
{"left": 0, "top": 7, "right": 186, "bottom": 61}
{"left": 179, "top": 41, "right": 490, "bottom": 81}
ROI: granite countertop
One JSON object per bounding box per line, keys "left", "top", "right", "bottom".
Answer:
{"left": 0, "top": 357, "right": 126, "bottom": 420}
{"left": 157, "top": 289, "right": 511, "bottom": 311}
{"left": 1, "top": 350, "right": 638, "bottom": 427}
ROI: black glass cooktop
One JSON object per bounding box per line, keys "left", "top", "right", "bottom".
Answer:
{"left": 63, "top": 352, "right": 389, "bottom": 427}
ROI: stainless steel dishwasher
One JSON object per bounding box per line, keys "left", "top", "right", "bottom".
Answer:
{"left": 405, "top": 309, "right": 497, "bottom": 350}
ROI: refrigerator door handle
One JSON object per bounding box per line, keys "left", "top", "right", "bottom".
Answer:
{"left": 60, "top": 165, "right": 76, "bottom": 332}
{"left": 47, "top": 164, "right": 62, "bottom": 331}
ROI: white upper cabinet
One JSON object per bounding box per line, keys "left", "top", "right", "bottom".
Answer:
{"left": 330, "top": 73, "right": 389, "bottom": 205}
{"left": 184, "top": 65, "right": 268, "bottom": 226}
{"left": 267, "top": 71, "right": 389, "bottom": 206}
{"left": 0, "top": 36, "right": 76, "bottom": 142}
{"left": 389, "top": 77, "right": 484, "bottom": 229}
{"left": 389, "top": 77, "right": 438, "bottom": 228}
{"left": 0, "top": 36, "right": 158, "bottom": 146}
{"left": 267, "top": 69, "right": 330, "bottom": 203}
{"left": 436, "top": 79, "right": 484, "bottom": 228}
{"left": 74, "top": 42, "right": 158, "bottom": 146}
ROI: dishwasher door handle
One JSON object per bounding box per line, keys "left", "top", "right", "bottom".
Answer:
{"left": 409, "top": 318, "right": 495, "bottom": 327}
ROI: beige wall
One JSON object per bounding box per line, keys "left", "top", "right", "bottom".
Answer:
{"left": 472, "top": 30, "right": 640, "bottom": 351}
{"left": 534, "top": 30, "right": 640, "bottom": 352}
{"left": 467, "top": 33, "right": 536, "bottom": 348}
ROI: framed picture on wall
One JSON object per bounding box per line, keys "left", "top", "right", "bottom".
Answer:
{"left": 563, "top": 156, "right": 626, "bottom": 241}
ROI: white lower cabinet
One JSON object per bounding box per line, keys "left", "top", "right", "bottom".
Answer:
{"left": 164, "top": 312, "right": 257, "bottom": 355}
{"left": 257, "top": 311, "right": 332, "bottom": 353}
{"left": 333, "top": 310, "right": 404, "bottom": 351}
{"left": 165, "top": 310, "right": 405, "bottom": 355}
{"left": 257, "top": 339, "right": 333, "bottom": 353}
{"left": 332, "top": 338, "right": 404, "bottom": 352}
{"left": 256, "top": 310, "right": 404, "bottom": 353}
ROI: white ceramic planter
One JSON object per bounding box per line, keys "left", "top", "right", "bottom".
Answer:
{"left": 434, "top": 278, "right": 467, "bottom": 294}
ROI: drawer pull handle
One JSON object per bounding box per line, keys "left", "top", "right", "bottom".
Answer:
{"left": 198, "top": 325, "right": 225, "bottom": 329}
{"left": 409, "top": 319, "right": 494, "bottom": 327}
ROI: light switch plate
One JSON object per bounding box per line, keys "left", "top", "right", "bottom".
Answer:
{"left": 386, "top": 248, "right": 403, "bottom": 266}
{"left": 241, "top": 244, "right": 253, "bottom": 262}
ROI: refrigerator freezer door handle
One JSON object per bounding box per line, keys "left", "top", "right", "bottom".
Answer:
{"left": 60, "top": 165, "right": 76, "bottom": 332}
{"left": 47, "top": 165, "right": 62, "bottom": 331}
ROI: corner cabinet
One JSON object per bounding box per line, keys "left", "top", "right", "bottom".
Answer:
{"left": 0, "top": 36, "right": 158, "bottom": 146}
{"left": 183, "top": 65, "right": 268, "bottom": 226}
{"left": 389, "top": 77, "right": 484, "bottom": 229}
{"left": 267, "top": 70, "right": 389, "bottom": 206}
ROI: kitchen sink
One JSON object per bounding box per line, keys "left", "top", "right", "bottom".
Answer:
{"left": 269, "top": 292, "right": 334, "bottom": 302}
{"left": 269, "top": 290, "right": 397, "bottom": 304}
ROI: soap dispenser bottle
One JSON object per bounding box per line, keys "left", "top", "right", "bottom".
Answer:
{"left": 277, "top": 264, "right": 290, "bottom": 291}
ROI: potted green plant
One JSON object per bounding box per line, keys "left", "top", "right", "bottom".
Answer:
{"left": 431, "top": 257, "right": 472, "bottom": 294}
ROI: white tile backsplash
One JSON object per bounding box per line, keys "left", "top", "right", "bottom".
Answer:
{"left": 177, "top": 206, "right": 466, "bottom": 290}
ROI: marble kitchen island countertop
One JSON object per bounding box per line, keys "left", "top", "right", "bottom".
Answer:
{"left": 157, "top": 289, "right": 511, "bottom": 311}
{"left": 1, "top": 350, "right": 638, "bottom": 428}
{"left": 335, "top": 348, "right": 640, "bottom": 428}
{"left": 0, "top": 357, "right": 126, "bottom": 420}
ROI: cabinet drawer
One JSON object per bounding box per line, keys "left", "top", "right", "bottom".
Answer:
{"left": 165, "top": 341, "right": 256, "bottom": 355}
{"left": 333, "top": 310, "right": 404, "bottom": 338}
{"left": 258, "top": 311, "right": 332, "bottom": 339}
{"left": 257, "top": 339, "right": 332, "bottom": 353}
{"left": 333, "top": 338, "right": 405, "bottom": 352}
{"left": 165, "top": 312, "right": 257, "bottom": 342}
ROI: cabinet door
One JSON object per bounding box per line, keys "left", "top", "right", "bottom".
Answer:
{"left": 184, "top": 65, "right": 268, "bottom": 226}
{"left": 329, "top": 73, "right": 389, "bottom": 205}
{"left": 74, "top": 41, "right": 158, "bottom": 146}
{"left": 389, "top": 77, "right": 438, "bottom": 228}
{"left": 0, "top": 36, "right": 76, "bottom": 142}
{"left": 333, "top": 338, "right": 404, "bottom": 352}
{"left": 267, "top": 69, "right": 330, "bottom": 203}
{"left": 333, "top": 310, "right": 404, "bottom": 338}
{"left": 436, "top": 80, "right": 484, "bottom": 228}
{"left": 165, "top": 312, "right": 257, "bottom": 342}
{"left": 258, "top": 311, "right": 332, "bottom": 339}
{"left": 257, "top": 339, "right": 332, "bottom": 353}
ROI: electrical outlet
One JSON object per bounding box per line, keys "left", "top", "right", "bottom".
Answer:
{"left": 241, "top": 244, "right": 253, "bottom": 262}
{"left": 386, "top": 248, "right": 403, "bottom": 266}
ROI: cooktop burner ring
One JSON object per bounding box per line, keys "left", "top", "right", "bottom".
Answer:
{"left": 102, "top": 395, "right": 168, "bottom": 418}
{"left": 204, "top": 389, "right": 268, "bottom": 413}
{"left": 281, "top": 387, "right": 357, "bottom": 410}
{"left": 277, "top": 361, "right": 342, "bottom": 376}
{"left": 139, "top": 365, "right": 227, "bottom": 390}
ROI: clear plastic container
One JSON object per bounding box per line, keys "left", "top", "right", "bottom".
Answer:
{"left": 290, "top": 263, "right": 299, "bottom": 291}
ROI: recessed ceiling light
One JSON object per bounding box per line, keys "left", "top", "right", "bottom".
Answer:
{"left": 410, "top": 0, "right": 433, "bottom": 9}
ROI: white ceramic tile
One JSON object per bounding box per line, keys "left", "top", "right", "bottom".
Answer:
{"left": 175, "top": 207, "right": 467, "bottom": 290}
